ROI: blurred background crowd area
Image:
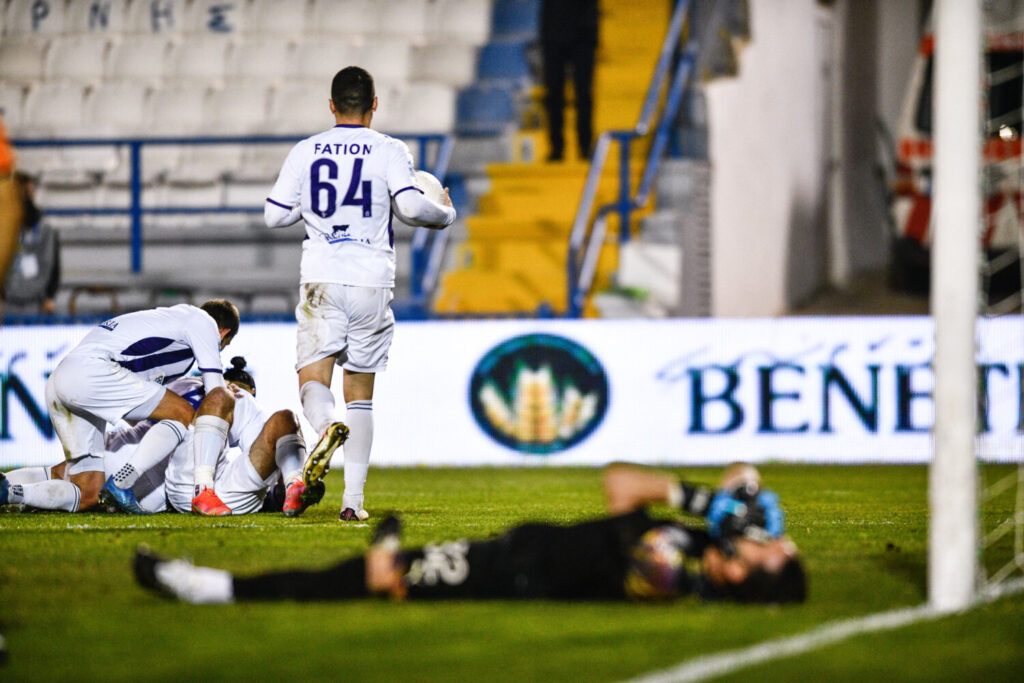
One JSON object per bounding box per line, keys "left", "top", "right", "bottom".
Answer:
{"left": 0, "top": 0, "right": 1019, "bottom": 321}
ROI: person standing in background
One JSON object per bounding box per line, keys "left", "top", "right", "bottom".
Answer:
{"left": 540, "top": 0, "right": 598, "bottom": 162}
{"left": 0, "top": 114, "right": 22, "bottom": 292}
{"left": 1, "top": 172, "right": 61, "bottom": 316}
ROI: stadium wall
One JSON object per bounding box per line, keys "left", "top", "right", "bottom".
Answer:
{"left": 2, "top": 317, "right": 1021, "bottom": 468}
{"left": 704, "top": 0, "right": 919, "bottom": 314}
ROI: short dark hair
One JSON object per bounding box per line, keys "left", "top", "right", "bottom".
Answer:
{"left": 224, "top": 356, "right": 255, "bottom": 395}
{"left": 200, "top": 299, "right": 240, "bottom": 339}
{"left": 331, "top": 66, "right": 375, "bottom": 116}
{"left": 721, "top": 556, "right": 807, "bottom": 604}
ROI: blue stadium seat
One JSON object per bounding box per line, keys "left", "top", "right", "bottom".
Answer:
{"left": 490, "top": 0, "right": 539, "bottom": 41}
{"left": 476, "top": 40, "right": 532, "bottom": 86}
{"left": 456, "top": 85, "right": 516, "bottom": 136}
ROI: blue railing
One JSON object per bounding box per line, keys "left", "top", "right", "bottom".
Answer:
{"left": 566, "top": 0, "right": 695, "bottom": 317}
{"left": 12, "top": 132, "right": 453, "bottom": 300}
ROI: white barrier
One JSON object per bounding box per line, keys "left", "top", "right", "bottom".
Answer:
{"left": 1, "top": 317, "right": 1021, "bottom": 468}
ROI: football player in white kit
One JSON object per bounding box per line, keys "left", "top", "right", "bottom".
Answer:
{"left": 161, "top": 365, "right": 314, "bottom": 516}
{"left": 1, "top": 356, "right": 317, "bottom": 517}
{"left": 26, "top": 300, "right": 239, "bottom": 513}
{"left": 265, "top": 66, "right": 456, "bottom": 521}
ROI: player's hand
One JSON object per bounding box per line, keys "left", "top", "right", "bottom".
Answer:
{"left": 706, "top": 487, "right": 785, "bottom": 546}
{"left": 442, "top": 187, "right": 453, "bottom": 208}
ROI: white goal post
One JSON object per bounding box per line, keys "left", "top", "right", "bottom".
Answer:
{"left": 928, "top": 0, "right": 982, "bottom": 612}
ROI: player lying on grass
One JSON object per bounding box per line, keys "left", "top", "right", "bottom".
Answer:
{"left": 133, "top": 463, "right": 806, "bottom": 604}
{"left": 2, "top": 358, "right": 320, "bottom": 518}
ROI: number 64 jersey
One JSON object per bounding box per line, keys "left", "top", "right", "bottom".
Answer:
{"left": 264, "top": 123, "right": 453, "bottom": 288}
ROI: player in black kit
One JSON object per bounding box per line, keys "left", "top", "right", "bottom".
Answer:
{"left": 134, "top": 464, "right": 806, "bottom": 605}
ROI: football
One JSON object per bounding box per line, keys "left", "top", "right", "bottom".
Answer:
{"left": 392, "top": 170, "right": 447, "bottom": 227}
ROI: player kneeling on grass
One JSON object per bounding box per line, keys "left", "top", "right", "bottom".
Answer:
{"left": 133, "top": 463, "right": 806, "bottom": 605}
{"left": 156, "top": 360, "right": 319, "bottom": 517}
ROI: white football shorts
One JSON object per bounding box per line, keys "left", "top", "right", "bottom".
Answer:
{"left": 294, "top": 283, "right": 394, "bottom": 373}
{"left": 166, "top": 452, "right": 277, "bottom": 515}
{"left": 46, "top": 353, "right": 166, "bottom": 461}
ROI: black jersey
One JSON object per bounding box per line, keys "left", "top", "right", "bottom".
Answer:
{"left": 401, "top": 510, "right": 711, "bottom": 601}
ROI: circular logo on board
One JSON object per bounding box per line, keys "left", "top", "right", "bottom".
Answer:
{"left": 469, "top": 333, "right": 610, "bottom": 454}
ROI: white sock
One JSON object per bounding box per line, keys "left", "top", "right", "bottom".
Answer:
{"left": 342, "top": 400, "right": 373, "bottom": 512}
{"left": 274, "top": 433, "right": 305, "bottom": 483}
{"left": 193, "top": 415, "right": 230, "bottom": 488}
{"left": 300, "top": 381, "right": 336, "bottom": 435}
{"left": 12, "top": 479, "right": 81, "bottom": 511}
{"left": 3, "top": 466, "right": 50, "bottom": 486}
{"left": 156, "top": 559, "right": 234, "bottom": 604}
{"left": 117, "top": 420, "right": 187, "bottom": 488}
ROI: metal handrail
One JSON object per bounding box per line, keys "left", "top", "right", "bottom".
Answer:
{"left": 12, "top": 132, "right": 453, "bottom": 302}
{"left": 408, "top": 134, "right": 456, "bottom": 300}
{"left": 566, "top": 0, "right": 692, "bottom": 317}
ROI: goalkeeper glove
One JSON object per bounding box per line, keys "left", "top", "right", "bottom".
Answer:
{"left": 706, "top": 486, "right": 785, "bottom": 551}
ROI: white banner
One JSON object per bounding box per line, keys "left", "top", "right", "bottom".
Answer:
{"left": 1, "top": 317, "right": 1021, "bottom": 468}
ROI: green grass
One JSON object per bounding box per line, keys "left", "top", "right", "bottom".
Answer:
{"left": 1, "top": 465, "right": 1021, "bottom": 682}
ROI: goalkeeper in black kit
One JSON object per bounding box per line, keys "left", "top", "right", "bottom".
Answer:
{"left": 133, "top": 463, "right": 806, "bottom": 605}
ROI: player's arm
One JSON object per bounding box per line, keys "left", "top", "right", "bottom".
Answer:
{"left": 603, "top": 463, "right": 714, "bottom": 516}
{"left": 264, "top": 143, "right": 304, "bottom": 228}
{"left": 393, "top": 187, "right": 455, "bottom": 229}
{"left": 184, "top": 308, "right": 227, "bottom": 393}
{"left": 387, "top": 140, "right": 455, "bottom": 228}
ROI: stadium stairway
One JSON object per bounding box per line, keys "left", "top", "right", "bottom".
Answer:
{"left": 434, "top": 0, "right": 670, "bottom": 317}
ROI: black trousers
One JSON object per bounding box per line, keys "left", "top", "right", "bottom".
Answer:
{"left": 542, "top": 39, "right": 596, "bottom": 160}
{"left": 230, "top": 516, "right": 649, "bottom": 602}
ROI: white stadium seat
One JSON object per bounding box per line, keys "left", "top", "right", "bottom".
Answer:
{"left": 204, "top": 84, "right": 271, "bottom": 134}
{"left": 243, "top": 0, "right": 310, "bottom": 37}
{"left": 43, "top": 35, "right": 110, "bottom": 85}
{"left": 428, "top": 0, "right": 492, "bottom": 45}
{"left": 20, "top": 81, "right": 89, "bottom": 137}
{"left": 36, "top": 180, "right": 99, "bottom": 210}
{"left": 166, "top": 35, "right": 232, "bottom": 86}
{"left": 388, "top": 83, "right": 456, "bottom": 134}
{"left": 103, "top": 144, "right": 180, "bottom": 184}
{"left": 229, "top": 37, "right": 293, "bottom": 85}
{"left": 124, "top": 0, "right": 187, "bottom": 35}
{"left": 409, "top": 44, "right": 479, "bottom": 87}
{"left": 4, "top": 0, "right": 68, "bottom": 36}
{"left": 309, "top": 0, "right": 378, "bottom": 40}
{"left": 378, "top": 0, "right": 428, "bottom": 42}
{"left": 290, "top": 39, "right": 361, "bottom": 89}
{"left": 268, "top": 82, "right": 335, "bottom": 135}
{"left": 147, "top": 84, "right": 211, "bottom": 135}
{"left": 84, "top": 81, "right": 152, "bottom": 135}
{"left": 171, "top": 143, "right": 244, "bottom": 183}
{"left": 0, "top": 36, "right": 50, "bottom": 84}
{"left": 105, "top": 35, "right": 172, "bottom": 84}
{"left": 0, "top": 82, "right": 27, "bottom": 132}
{"left": 230, "top": 142, "right": 293, "bottom": 182}
{"left": 66, "top": 0, "right": 131, "bottom": 34}
{"left": 357, "top": 39, "right": 412, "bottom": 85}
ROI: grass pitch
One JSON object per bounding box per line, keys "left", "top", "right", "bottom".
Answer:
{"left": 1, "top": 465, "right": 1021, "bottom": 682}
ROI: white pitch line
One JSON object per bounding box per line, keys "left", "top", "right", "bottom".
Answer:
{"left": 623, "top": 577, "right": 1024, "bottom": 683}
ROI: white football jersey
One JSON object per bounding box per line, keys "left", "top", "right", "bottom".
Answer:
{"left": 266, "top": 124, "right": 421, "bottom": 288}
{"left": 69, "top": 304, "right": 224, "bottom": 387}
{"left": 163, "top": 385, "right": 271, "bottom": 495}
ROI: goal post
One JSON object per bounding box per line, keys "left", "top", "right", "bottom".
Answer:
{"left": 928, "top": 0, "right": 982, "bottom": 612}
